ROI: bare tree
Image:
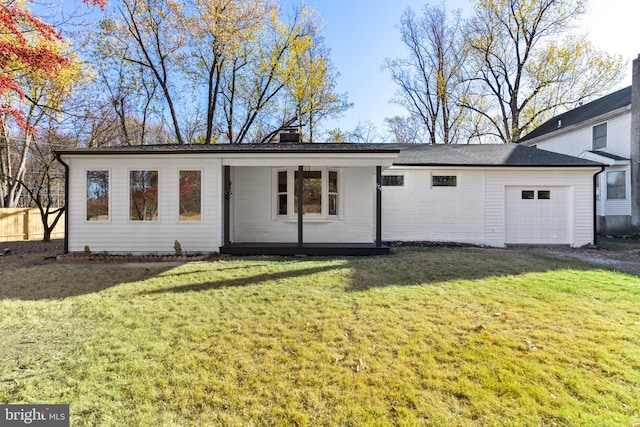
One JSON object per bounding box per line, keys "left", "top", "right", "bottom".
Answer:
{"left": 384, "top": 5, "right": 467, "bottom": 144}
{"left": 465, "top": 0, "right": 625, "bottom": 142}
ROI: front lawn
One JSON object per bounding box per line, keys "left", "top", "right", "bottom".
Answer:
{"left": 1, "top": 247, "right": 639, "bottom": 426}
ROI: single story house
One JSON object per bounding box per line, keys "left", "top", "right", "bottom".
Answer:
{"left": 55, "top": 140, "right": 602, "bottom": 255}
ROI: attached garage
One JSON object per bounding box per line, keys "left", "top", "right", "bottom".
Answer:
{"left": 383, "top": 144, "right": 603, "bottom": 248}
{"left": 505, "top": 186, "right": 571, "bottom": 244}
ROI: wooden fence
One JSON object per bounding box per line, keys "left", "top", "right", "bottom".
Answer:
{"left": 0, "top": 208, "right": 65, "bottom": 242}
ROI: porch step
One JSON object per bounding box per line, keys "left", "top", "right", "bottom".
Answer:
{"left": 220, "top": 242, "right": 390, "bottom": 256}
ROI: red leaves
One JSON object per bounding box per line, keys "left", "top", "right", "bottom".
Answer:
{"left": 83, "top": 0, "right": 108, "bottom": 10}
{"left": 0, "top": 1, "right": 104, "bottom": 127}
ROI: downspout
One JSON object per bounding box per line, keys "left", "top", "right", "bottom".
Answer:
{"left": 593, "top": 166, "right": 605, "bottom": 246}
{"left": 54, "top": 152, "right": 69, "bottom": 254}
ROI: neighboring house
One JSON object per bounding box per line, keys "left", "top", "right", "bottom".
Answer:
{"left": 519, "top": 55, "right": 640, "bottom": 234}
{"left": 56, "top": 139, "right": 601, "bottom": 255}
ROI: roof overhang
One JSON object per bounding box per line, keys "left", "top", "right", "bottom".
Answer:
{"left": 578, "top": 150, "right": 629, "bottom": 166}
{"left": 56, "top": 146, "right": 400, "bottom": 168}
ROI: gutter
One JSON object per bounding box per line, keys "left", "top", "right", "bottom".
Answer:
{"left": 593, "top": 165, "right": 606, "bottom": 246}
{"left": 54, "top": 152, "right": 69, "bottom": 254}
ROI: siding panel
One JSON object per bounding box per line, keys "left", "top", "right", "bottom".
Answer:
{"left": 66, "top": 157, "right": 221, "bottom": 254}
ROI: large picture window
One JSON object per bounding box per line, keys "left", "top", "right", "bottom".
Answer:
{"left": 276, "top": 169, "right": 339, "bottom": 217}
{"left": 179, "top": 170, "right": 201, "bottom": 221}
{"left": 130, "top": 170, "right": 159, "bottom": 221}
{"left": 86, "top": 170, "right": 109, "bottom": 221}
{"left": 607, "top": 171, "right": 626, "bottom": 200}
{"left": 294, "top": 170, "right": 322, "bottom": 214}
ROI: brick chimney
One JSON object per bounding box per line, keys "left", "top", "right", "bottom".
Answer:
{"left": 279, "top": 127, "right": 301, "bottom": 143}
{"left": 631, "top": 55, "right": 640, "bottom": 226}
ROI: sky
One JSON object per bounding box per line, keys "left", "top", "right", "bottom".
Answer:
{"left": 282, "top": 0, "right": 640, "bottom": 136}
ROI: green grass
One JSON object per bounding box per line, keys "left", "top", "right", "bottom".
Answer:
{"left": 1, "top": 247, "right": 639, "bottom": 426}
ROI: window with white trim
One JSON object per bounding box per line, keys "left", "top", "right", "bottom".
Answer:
{"left": 130, "top": 170, "right": 159, "bottom": 221}
{"left": 275, "top": 168, "right": 340, "bottom": 218}
{"left": 382, "top": 175, "right": 405, "bottom": 186}
{"left": 432, "top": 175, "right": 457, "bottom": 187}
{"left": 607, "top": 171, "right": 625, "bottom": 200}
{"left": 179, "top": 170, "right": 202, "bottom": 221}
{"left": 86, "top": 170, "right": 109, "bottom": 221}
{"left": 593, "top": 123, "right": 607, "bottom": 150}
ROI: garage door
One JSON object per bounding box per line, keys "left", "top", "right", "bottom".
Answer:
{"left": 505, "top": 187, "right": 570, "bottom": 244}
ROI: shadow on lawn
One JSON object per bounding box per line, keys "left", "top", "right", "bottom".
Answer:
{"left": 142, "top": 264, "right": 341, "bottom": 294}
{"left": 140, "top": 247, "right": 600, "bottom": 295}
{"left": 0, "top": 261, "right": 177, "bottom": 301}
{"left": 342, "top": 248, "right": 597, "bottom": 292}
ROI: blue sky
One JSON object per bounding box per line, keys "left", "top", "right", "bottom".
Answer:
{"left": 283, "top": 0, "right": 640, "bottom": 136}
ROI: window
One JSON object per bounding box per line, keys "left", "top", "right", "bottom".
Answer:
{"left": 432, "top": 175, "right": 457, "bottom": 187}
{"left": 382, "top": 175, "right": 404, "bottom": 186}
{"left": 294, "top": 170, "right": 322, "bottom": 214}
{"left": 179, "top": 170, "right": 201, "bottom": 221}
{"left": 593, "top": 123, "right": 607, "bottom": 150}
{"left": 277, "top": 171, "right": 288, "bottom": 215}
{"left": 276, "top": 169, "right": 339, "bottom": 217}
{"left": 521, "top": 190, "right": 535, "bottom": 200}
{"left": 86, "top": 170, "right": 109, "bottom": 221}
{"left": 521, "top": 190, "right": 550, "bottom": 200}
{"left": 328, "top": 171, "right": 338, "bottom": 215}
{"left": 130, "top": 170, "right": 159, "bottom": 221}
{"left": 607, "top": 171, "right": 626, "bottom": 200}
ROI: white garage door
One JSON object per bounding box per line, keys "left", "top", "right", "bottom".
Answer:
{"left": 505, "top": 187, "right": 570, "bottom": 244}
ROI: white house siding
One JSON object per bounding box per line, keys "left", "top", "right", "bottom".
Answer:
{"left": 65, "top": 156, "right": 221, "bottom": 254}
{"left": 534, "top": 111, "right": 631, "bottom": 158}
{"left": 382, "top": 168, "right": 486, "bottom": 245}
{"left": 383, "top": 167, "right": 597, "bottom": 248}
{"left": 231, "top": 166, "right": 376, "bottom": 243}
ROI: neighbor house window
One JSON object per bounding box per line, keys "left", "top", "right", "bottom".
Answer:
{"left": 130, "top": 170, "right": 159, "bottom": 221}
{"left": 86, "top": 170, "right": 109, "bottom": 221}
{"left": 593, "top": 123, "right": 607, "bottom": 150}
{"left": 382, "top": 175, "right": 404, "bottom": 186}
{"left": 607, "top": 171, "right": 626, "bottom": 200}
{"left": 179, "top": 170, "right": 201, "bottom": 221}
{"left": 432, "top": 175, "right": 457, "bottom": 187}
{"left": 276, "top": 169, "right": 339, "bottom": 217}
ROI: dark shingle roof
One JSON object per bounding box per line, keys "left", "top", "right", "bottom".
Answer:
{"left": 393, "top": 143, "right": 602, "bottom": 167}
{"left": 519, "top": 86, "right": 632, "bottom": 143}
{"left": 57, "top": 142, "right": 601, "bottom": 167}
{"left": 57, "top": 143, "right": 400, "bottom": 155}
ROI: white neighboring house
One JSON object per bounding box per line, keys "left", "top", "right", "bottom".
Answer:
{"left": 519, "top": 86, "right": 632, "bottom": 233}
{"left": 56, "top": 140, "right": 601, "bottom": 255}
{"left": 519, "top": 54, "right": 640, "bottom": 234}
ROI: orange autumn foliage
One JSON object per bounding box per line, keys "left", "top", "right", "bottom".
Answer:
{"left": 0, "top": 0, "right": 105, "bottom": 127}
